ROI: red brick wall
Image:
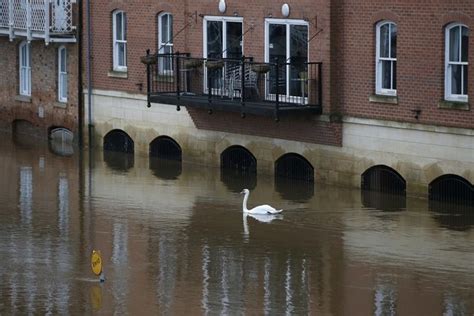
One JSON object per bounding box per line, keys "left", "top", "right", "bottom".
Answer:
{"left": 332, "top": 1, "right": 474, "bottom": 129}
{"left": 0, "top": 38, "right": 79, "bottom": 137}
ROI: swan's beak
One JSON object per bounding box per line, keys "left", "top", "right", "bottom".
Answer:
{"left": 240, "top": 190, "right": 244, "bottom": 194}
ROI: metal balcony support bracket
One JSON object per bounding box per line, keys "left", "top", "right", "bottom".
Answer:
{"left": 318, "top": 63, "right": 322, "bottom": 107}
{"left": 207, "top": 67, "right": 213, "bottom": 114}
{"left": 44, "top": 0, "right": 50, "bottom": 45}
{"left": 176, "top": 52, "right": 181, "bottom": 111}
{"left": 274, "top": 60, "right": 280, "bottom": 122}
{"left": 26, "top": 0, "right": 32, "bottom": 42}
{"left": 240, "top": 55, "right": 246, "bottom": 118}
{"left": 146, "top": 49, "right": 152, "bottom": 108}
{"left": 8, "top": 0, "right": 14, "bottom": 40}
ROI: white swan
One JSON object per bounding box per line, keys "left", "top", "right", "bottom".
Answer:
{"left": 240, "top": 189, "right": 283, "bottom": 215}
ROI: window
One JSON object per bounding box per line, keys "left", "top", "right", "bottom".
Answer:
{"left": 58, "top": 46, "right": 68, "bottom": 102}
{"left": 19, "top": 41, "right": 31, "bottom": 96}
{"left": 158, "top": 13, "right": 173, "bottom": 74}
{"left": 445, "top": 23, "right": 469, "bottom": 102}
{"left": 265, "top": 19, "right": 308, "bottom": 101}
{"left": 376, "top": 21, "right": 397, "bottom": 95}
{"left": 113, "top": 11, "right": 127, "bottom": 71}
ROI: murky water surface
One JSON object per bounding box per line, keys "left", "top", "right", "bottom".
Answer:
{"left": 1, "top": 136, "right": 474, "bottom": 315}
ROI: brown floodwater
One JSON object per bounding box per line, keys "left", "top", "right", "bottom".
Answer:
{"left": 0, "top": 134, "right": 473, "bottom": 315}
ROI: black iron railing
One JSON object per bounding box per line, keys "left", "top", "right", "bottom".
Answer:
{"left": 142, "top": 51, "right": 322, "bottom": 118}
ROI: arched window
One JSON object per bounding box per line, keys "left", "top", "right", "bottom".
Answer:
{"left": 375, "top": 21, "right": 397, "bottom": 95}
{"left": 445, "top": 23, "right": 469, "bottom": 102}
{"left": 158, "top": 12, "right": 173, "bottom": 74}
{"left": 58, "top": 46, "right": 68, "bottom": 102}
{"left": 19, "top": 41, "right": 31, "bottom": 96}
{"left": 112, "top": 10, "right": 127, "bottom": 71}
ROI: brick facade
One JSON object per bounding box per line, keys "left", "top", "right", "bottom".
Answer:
{"left": 332, "top": 0, "right": 473, "bottom": 129}
{"left": 0, "top": 37, "right": 79, "bottom": 138}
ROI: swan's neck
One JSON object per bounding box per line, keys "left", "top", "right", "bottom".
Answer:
{"left": 242, "top": 192, "right": 249, "bottom": 212}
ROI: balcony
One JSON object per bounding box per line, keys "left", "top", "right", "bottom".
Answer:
{"left": 0, "top": 0, "right": 76, "bottom": 44}
{"left": 143, "top": 52, "right": 322, "bottom": 120}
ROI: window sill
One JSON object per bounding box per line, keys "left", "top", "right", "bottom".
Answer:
{"left": 108, "top": 70, "right": 128, "bottom": 79}
{"left": 15, "top": 95, "right": 32, "bottom": 103}
{"left": 54, "top": 102, "right": 67, "bottom": 109}
{"left": 369, "top": 94, "right": 398, "bottom": 105}
{"left": 438, "top": 100, "right": 470, "bottom": 111}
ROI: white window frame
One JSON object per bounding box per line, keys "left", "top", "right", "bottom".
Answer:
{"left": 158, "top": 12, "right": 173, "bottom": 75}
{"left": 375, "top": 21, "right": 397, "bottom": 96}
{"left": 112, "top": 10, "right": 127, "bottom": 71}
{"left": 264, "top": 18, "right": 309, "bottom": 103}
{"left": 445, "top": 23, "right": 469, "bottom": 102}
{"left": 58, "top": 46, "right": 68, "bottom": 103}
{"left": 19, "top": 41, "right": 31, "bottom": 97}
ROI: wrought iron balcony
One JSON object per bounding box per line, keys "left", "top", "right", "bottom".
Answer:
{"left": 0, "top": 0, "right": 76, "bottom": 44}
{"left": 142, "top": 52, "right": 322, "bottom": 120}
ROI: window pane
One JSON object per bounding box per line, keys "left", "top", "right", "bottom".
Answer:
{"left": 380, "top": 23, "right": 390, "bottom": 58}
{"left": 118, "top": 43, "right": 125, "bottom": 67}
{"left": 226, "top": 22, "right": 242, "bottom": 59}
{"left": 451, "top": 64, "right": 462, "bottom": 95}
{"left": 463, "top": 65, "right": 468, "bottom": 95}
{"left": 116, "top": 13, "right": 122, "bottom": 40}
{"left": 461, "top": 26, "right": 469, "bottom": 63}
{"left": 21, "top": 45, "right": 26, "bottom": 66}
{"left": 169, "top": 15, "right": 173, "bottom": 44}
{"left": 390, "top": 24, "right": 397, "bottom": 59}
{"left": 61, "top": 73, "right": 67, "bottom": 99}
{"left": 392, "top": 61, "right": 397, "bottom": 90}
{"left": 60, "top": 48, "right": 66, "bottom": 72}
{"left": 381, "top": 60, "right": 392, "bottom": 89}
{"left": 449, "top": 26, "right": 460, "bottom": 62}
{"left": 207, "top": 21, "right": 222, "bottom": 59}
{"left": 269, "top": 24, "right": 287, "bottom": 95}
{"left": 161, "top": 14, "right": 169, "bottom": 43}
{"left": 122, "top": 13, "right": 127, "bottom": 41}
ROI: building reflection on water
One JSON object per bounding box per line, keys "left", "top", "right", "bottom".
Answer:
{"left": 0, "top": 137, "right": 474, "bottom": 314}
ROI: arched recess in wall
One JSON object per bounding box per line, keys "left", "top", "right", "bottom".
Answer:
{"left": 274, "top": 153, "right": 314, "bottom": 201}
{"left": 361, "top": 165, "right": 406, "bottom": 212}
{"left": 103, "top": 129, "right": 134, "bottom": 171}
{"left": 149, "top": 136, "right": 182, "bottom": 180}
{"left": 429, "top": 174, "right": 474, "bottom": 231}
{"left": 104, "top": 129, "right": 134, "bottom": 153}
{"left": 220, "top": 145, "right": 257, "bottom": 193}
{"left": 149, "top": 136, "right": 182, "bottom": 161}
{"left": 361, "top": 165, "right": 406, "bottom": 194}
{"left": 48, "top": 126, "right": 74, "bottom": 156}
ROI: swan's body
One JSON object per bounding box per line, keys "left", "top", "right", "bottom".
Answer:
{"left": 240, "top": 189, "right": 283, "bottom": 215}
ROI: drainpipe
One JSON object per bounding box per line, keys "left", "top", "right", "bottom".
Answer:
{"left": 86, "top": 0, "right": 93, "bottom": 147}
{"left": 77, "top": 0, "right": 83, "bottom": 147}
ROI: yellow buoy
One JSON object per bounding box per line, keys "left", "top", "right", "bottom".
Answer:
{"left": 91, "top": 250, "right": 102, "bottom": 276}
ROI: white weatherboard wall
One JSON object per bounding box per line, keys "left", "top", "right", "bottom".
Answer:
{"left": 84, "top": 89, "right": 474, "bottom": 197}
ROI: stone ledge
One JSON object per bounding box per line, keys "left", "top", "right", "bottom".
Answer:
{"left": 53, "top": 102, "right": 67, "bottom": 109}
{"left": 15, "top": 95, "right": 32, "bottom": 103}
{"left": 438, "top": 100, "right": 470, "bottom": 111}
{"left": 369, "top": 94, "right": 398, "bottom": 105}
{"left": 108, "top": 70, "right": 128, "bottom": 79}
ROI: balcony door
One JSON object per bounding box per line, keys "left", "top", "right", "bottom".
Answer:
{"left": 203, "top": 16, "right": 243, "bottom": 93}
{"left": 265, "top": 19, "right": 308, "bottom": 103}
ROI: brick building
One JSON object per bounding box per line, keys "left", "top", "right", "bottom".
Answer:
{"left": 82, "top": 0, "right": 472, "bottom": 199}
{"left": 0, "top": 0, "right": 80, "bottom": 145}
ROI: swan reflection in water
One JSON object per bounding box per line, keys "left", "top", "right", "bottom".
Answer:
{"left": 243, "top": 212, "right": 283, "bottom": 240}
